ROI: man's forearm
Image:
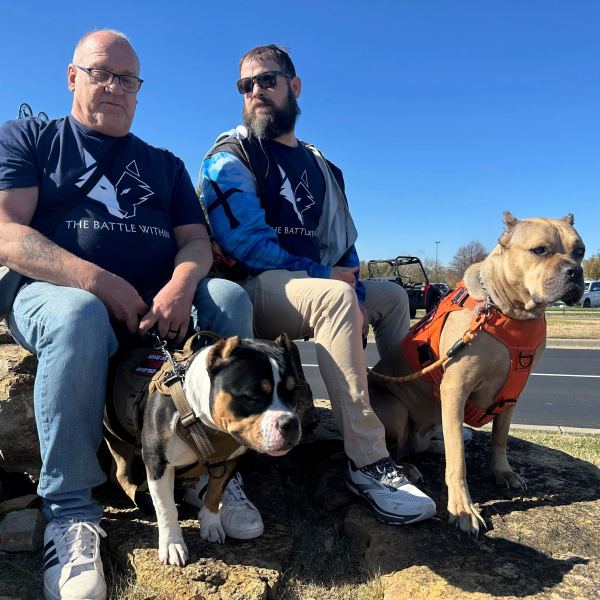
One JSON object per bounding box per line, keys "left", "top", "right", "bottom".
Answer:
{"left": 0, "top": 222, "right": 104, "bottom": 290}
{"left": 170, "top": 236, "right": 213, "bottom": 292}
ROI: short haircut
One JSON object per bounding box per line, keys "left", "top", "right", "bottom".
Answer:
{"left": 72, "top": 29, "right": 140, "bottom": 70}
{"left": 239, "top": 44, "right": 296, "bottom": 77}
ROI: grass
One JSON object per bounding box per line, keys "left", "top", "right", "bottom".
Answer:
{"left": 508, "top": 429, "right": 600, "bottom": 468}
{"left": 410, "top": 307, "right": 600, "bottom": 339}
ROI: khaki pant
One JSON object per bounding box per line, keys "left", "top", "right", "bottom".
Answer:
{"left": 243, "top": 271, "right": 410, "bottom": 467}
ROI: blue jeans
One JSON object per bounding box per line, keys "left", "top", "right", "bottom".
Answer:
{"left": 8, "top": 278, "right": 253, "bottom": 523}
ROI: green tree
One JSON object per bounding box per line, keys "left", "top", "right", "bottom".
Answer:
{"left": 583, "top": 251, "right": 600, "bottom": 280}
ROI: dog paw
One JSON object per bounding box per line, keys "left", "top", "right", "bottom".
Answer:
{"left": 494, "top": 469, "right": 527, "bottom": 491}
{"left": 199, "top": 506, "right": 226, "bottom": 543}
{"left": 447, "top": 497, "right": 486, "bottom": 537}
{"left": 158, "top": 536, "right": 188, "bottom": 566}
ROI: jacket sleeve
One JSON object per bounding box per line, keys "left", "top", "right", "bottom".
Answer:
{"left": 200, "top": 151, "right": 331, "bottom": 278}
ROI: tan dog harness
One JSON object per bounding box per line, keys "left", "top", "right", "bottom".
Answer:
{"left": 106, "top": 341, "right": 241, "bottom": 472}
{"left": 402, "top": 283, "right": 546, "bottom": 427}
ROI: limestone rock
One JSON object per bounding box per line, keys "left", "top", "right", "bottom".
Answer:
{"left": 0, "top": 508, "right": 44, "bottom": 552}
{"left": 102, "top": 451, "right": 293, "bottom": 599}
{"left": 0, "top": 342, "right": 39, "bottom": 478}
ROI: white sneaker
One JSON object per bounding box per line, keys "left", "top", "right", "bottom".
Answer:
{"left": 183, "top": 472, "right": 264, "bottom": 540}
{"left": 346, "top": 457, "right": 436, "bottom": 524}
{"left": 427, "top": 425, "right": 474, "bottom": 454}
{"left": 43, "top": 521, "right": 107, "bottom": 600}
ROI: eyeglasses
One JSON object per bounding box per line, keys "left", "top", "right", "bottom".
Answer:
{"left": 74, "top": 65, "right": 144, "bottom": 93}
{"left": 236, "top": 71, "right": 291, "bottom": 95}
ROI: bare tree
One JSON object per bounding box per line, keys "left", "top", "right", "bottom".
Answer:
{"left": 448, "top": 241, "right": 488, "bottom": 280}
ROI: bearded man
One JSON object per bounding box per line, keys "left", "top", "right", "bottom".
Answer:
{"left": 198, "top": 44, "right": 437, "bottom": 527}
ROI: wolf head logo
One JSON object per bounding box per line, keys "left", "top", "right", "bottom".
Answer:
{"left": 277, "top": 165, "right": 315, "bottom": 226}
{"left": 76, "top": 151, "right": 154, "bottom": 219}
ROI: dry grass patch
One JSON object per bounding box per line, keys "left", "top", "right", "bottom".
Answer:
{"left": 509, "top": 430, "right": 600, "bottom": 468}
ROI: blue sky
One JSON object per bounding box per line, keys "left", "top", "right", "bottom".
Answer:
{"left": 1, "top": 1, "right": 598, "bottom": 266}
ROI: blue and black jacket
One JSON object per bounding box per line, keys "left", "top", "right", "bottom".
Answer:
{"left": 199, "top": 127, "right": 365, "bottom": 301}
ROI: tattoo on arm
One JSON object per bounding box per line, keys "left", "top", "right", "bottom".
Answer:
{"left": 20, "top": 230, "right": 61, "bottom": 266}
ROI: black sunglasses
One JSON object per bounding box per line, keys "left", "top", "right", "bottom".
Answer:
{"left": 236, "top": 71, "right": 291, "bottom": 95}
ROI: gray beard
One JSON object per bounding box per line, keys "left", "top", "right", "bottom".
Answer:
{"left": 243, "top": 88, "right": 300, "bottom": 140}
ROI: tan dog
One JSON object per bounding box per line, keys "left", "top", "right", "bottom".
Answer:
{"left": 369, "top": 212, "right": 585, "bottom": 535}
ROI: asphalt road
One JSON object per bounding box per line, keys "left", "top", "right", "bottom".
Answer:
{"left": 296, "top": 342, "right": 600, "bottom": 430}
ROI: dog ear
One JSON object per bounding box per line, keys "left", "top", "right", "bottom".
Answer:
{"left": 561, "top": 213, "right": 575, "bottom": 225}
{"left": 499, "top": 211, "right": 519, "bottom": 247}
{"left": 206, "top": 336, "right": 241, "bottom": 374}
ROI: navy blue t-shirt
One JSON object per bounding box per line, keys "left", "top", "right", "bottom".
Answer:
{"left": 262, "top": 140, "right": 325, "bottom": 263}
{"left": 0, "top": 115, "right": 206, "bottom": 298}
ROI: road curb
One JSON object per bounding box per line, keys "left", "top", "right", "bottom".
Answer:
{"left": 365, "top": 335, "right": 600, "bottom": 349}
{"left": 545, "top": 338, "right": 600, "bottom": 349}
{"left": 480, "top": 423, "right": 600, "bottom": 435}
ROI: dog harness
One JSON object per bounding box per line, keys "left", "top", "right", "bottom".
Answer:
{"left": 402, "top": 283, "right": 546, "bottom": 427}
{"left": 105, "top": 340, "right": 241, "bottom": 472}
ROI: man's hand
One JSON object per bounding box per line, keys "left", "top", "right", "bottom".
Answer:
{"left": 90, "top": 271, "right": 148, "bottom": 334}
{"left": 331, "top": 266, "right": 358, "bottom": 288}
{"left": 138, "top": 280, "right": 195, "bottom": 343}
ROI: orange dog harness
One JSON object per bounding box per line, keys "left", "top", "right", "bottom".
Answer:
{"left": 401, "top": 283, "right": 546, "bottom": 427}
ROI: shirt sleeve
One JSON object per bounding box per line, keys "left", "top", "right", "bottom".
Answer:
{"left": 200, "top": 150, "right": 331, "bottom": 278}
{"left": 0, "top": 119, "right": 40, "bottom": 190}
{"left": 169, "top": 156, "right": 207, "bottom": 228}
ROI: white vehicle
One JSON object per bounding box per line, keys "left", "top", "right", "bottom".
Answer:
{"left": 580, "top": 280, "right": 600, "bottom": 308}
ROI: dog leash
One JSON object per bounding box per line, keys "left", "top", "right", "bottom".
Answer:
{"left": 149, "top": 329, "right": 223, "bottom": 461}
{"left": 368, "top": 302, "right": 491, "bottom": 384}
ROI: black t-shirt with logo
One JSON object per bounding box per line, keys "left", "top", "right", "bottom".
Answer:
{"left": 0, "top": 115, "right": 205, "bottom": 299}
{"left": 261, "top": 140, "right": 325, "bottom": 263}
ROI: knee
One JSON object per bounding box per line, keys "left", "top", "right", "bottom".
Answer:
{"left": 324, "top": 280, "right": 357, "bottom": 307}
{"left": 384, "top": 282, "right": 409, "bottom": 304}
{"left": 47, "top": 290, "right": 112, "bottom": 342}
{"left": 196, "top": 278, "right": 253, "bottom": 338}
{"left": 203, "top": 278, "right": 252, "bottom": 315}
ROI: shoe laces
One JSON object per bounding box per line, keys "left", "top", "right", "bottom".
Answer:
{"left": 363, "top": 457, "right": 408, "bottom": 489}
{"left": 222, "top": 473, "right": 253, "bottom": 509}
{"left": 57, "top": 522, "right": 106, "bottom": 565}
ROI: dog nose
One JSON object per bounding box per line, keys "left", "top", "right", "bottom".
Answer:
{"left": 276, "top": 415, "right": 300, "bottom": 439}
{"left": 565, "top": 264, "right": 583, "bottom": 283}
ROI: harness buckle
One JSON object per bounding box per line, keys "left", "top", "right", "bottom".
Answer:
{"left": 162, "top": 370, "right": 181, "bottom": 386}
{"left": 179, "top": 410, "right": 199, "bottom": 428}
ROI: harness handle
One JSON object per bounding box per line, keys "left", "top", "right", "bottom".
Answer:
{"left": 368, "top": 305, "right": 486, "bottom": 384}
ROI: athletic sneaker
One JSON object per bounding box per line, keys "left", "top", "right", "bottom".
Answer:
{"left": 43, "top": 521, "right": 106, "bottom": 600}
{"left": 183, "top": 472, "right": 264, "bottom": 539}
{"left": 427, "top": 425, "right": 474, "bottom": 454}
{"left": 346, "top": 456, "right": 436, "bottom": 524}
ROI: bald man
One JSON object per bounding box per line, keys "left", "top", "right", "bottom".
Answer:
{"left": 0, "top": 30, "right": 253, "bottom": 600}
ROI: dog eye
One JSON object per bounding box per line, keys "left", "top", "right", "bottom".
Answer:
{"left": 531, "top": 247, "right": 546, "bottom": 255}
{"left": 573, "top": 247, "right": 585, "bottom": 258}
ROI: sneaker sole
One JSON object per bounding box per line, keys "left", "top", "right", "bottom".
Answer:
{"left": 226, "top": 523, "right": 265, "bottom": 540}
{"left": 346, "top": 479, "right": 436, "bottom": 525}
{"left": 44, "top": 581, "right": 106, "bottom": 600}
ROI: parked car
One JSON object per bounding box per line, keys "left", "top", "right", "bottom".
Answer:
{"left": 430, "top": 282, "right": 450, "bottom": 297}
{"left": 366, "top": 256, "right": 443, "bottom": 318}
{"left": 580, "top": 280, "right": 600, "bottom": 308}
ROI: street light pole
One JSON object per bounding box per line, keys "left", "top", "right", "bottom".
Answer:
{"left": 435, "top": 241, "right": 440, "bottom": 270}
